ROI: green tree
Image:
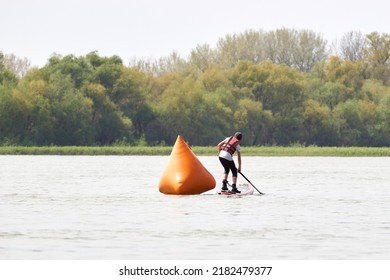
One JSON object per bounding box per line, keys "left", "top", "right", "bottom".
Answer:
{"left": 82, "top": 82, "right": 132, "bottom": 145}
{"left": 325, "top": 56, "right": 364, "bottom": 94}
{"left": 310, "top": 81, "right": 352, "bottom": 109}
{"left": 333, "top": 99, "right": 377, "bottom": 146}
{"left": 89, "top": 55, "right": 123, "bottom": 90}
{"left": 111, "top": 67, "right": 154, "bottom": 140}
{"left": 16, "top": 78, "right": 54, "bottom": 145}
{"left": 360, "top": 79, "right": 390, "bottom": 103}
{"left": 234, "top": 98, "right": 273, "bottom": 145}
{"left": 0, "top": 52, "right": 18, "bottom": 86}
{"left": 45, "top": 73, "right": 95, "bottom": 145}
{"left": 302, "top": 99, "right": 334, "bottom": 145}
{"left": 365, "top": 32, "right": 390, "bottom": 85}
{"left": 307, "top": 57, "right": 366, "bottom": 108}
{"left": 229, "top": 61, "right": 306, "bottom": 144}
{"left": 44, "top": 54, "right": 92, "bottom": 88}
{"left": 374, "top": 93, "right": 390, "bottom": 145}
{"left": 0, "top": 86, "right": 27, "bottom": 144}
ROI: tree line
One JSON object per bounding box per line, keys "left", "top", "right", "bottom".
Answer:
{"left": 1, "top": 28, "right": 390, "bottom": 146}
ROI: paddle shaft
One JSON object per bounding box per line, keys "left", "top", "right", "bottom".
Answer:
{"left": 239, "top": 171, "right": 264, "bottom": 195}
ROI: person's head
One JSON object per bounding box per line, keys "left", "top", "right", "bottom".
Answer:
{"left": 234, "top": 131, "right": 242, "bottom": 141}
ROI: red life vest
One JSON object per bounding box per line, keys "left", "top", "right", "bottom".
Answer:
{"left": 222, "top": 136, "right": 240, "bottom": 155}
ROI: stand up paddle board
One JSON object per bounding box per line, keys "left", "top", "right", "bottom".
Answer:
{"left": 217, "top": 183, "right": 254, "bottom": 196}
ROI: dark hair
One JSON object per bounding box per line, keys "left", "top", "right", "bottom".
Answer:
{"left": 234, "top": 132, "right": 242, "bottom": 140}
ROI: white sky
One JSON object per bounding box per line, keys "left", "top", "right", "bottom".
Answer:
{"left": 1, "top": 0, "right": 388, "bottom": 67}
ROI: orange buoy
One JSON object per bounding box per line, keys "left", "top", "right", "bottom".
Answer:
{"left": 159, "top": 135, "right": 216, "bottom": 195}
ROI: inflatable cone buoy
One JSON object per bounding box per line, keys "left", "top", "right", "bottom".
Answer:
{"left": 159, "top": 135, "right": 216, "bottom": 195}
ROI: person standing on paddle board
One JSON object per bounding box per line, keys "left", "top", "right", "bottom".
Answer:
{"left": 217, "top": 132, "right": 242, "bottom": 193}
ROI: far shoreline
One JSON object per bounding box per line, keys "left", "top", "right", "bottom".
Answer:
{"left": 1, "top": 146, "right": 390, "bottom": 156}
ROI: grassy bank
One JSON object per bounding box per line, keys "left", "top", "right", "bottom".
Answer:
{"left": 1, "top": 145, "right": 390, "bottom": 156}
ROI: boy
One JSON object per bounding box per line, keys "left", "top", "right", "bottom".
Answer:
{"left": 217, "top": 132, "right": 242, "bottom": 193}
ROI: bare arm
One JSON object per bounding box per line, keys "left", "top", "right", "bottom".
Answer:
{"left": 237, "top": 151, "right": 241, "bottom": 172}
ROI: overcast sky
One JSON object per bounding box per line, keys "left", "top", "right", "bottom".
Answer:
{"left": 1, "top": 0, "right": 388, "bottom": 67}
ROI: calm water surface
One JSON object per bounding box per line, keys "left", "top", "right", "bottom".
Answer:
{"left": 0, "top": 155, "right": 389, "bottom": 259}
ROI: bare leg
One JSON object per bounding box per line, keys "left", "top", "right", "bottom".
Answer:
{"left": 223, "top": 173, "right": 228, "bottom": 181}
{"left": 231, "top": 176, "right": 240, "bottom": 193}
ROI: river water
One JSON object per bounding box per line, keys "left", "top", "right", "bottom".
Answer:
{"left": 0, "top": 155, "right": 389, "bottom": 259}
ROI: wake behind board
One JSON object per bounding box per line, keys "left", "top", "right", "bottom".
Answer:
{"left": 217, "top": 183, "right": 254, "bottom": 196}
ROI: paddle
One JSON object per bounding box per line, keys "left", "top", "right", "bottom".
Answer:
{"left": 239, "top": 171, "right": 264, "bottom": 195}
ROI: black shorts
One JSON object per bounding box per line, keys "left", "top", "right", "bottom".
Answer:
{"left": 219, "top": 157, "right": 238, "bottom": 177}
